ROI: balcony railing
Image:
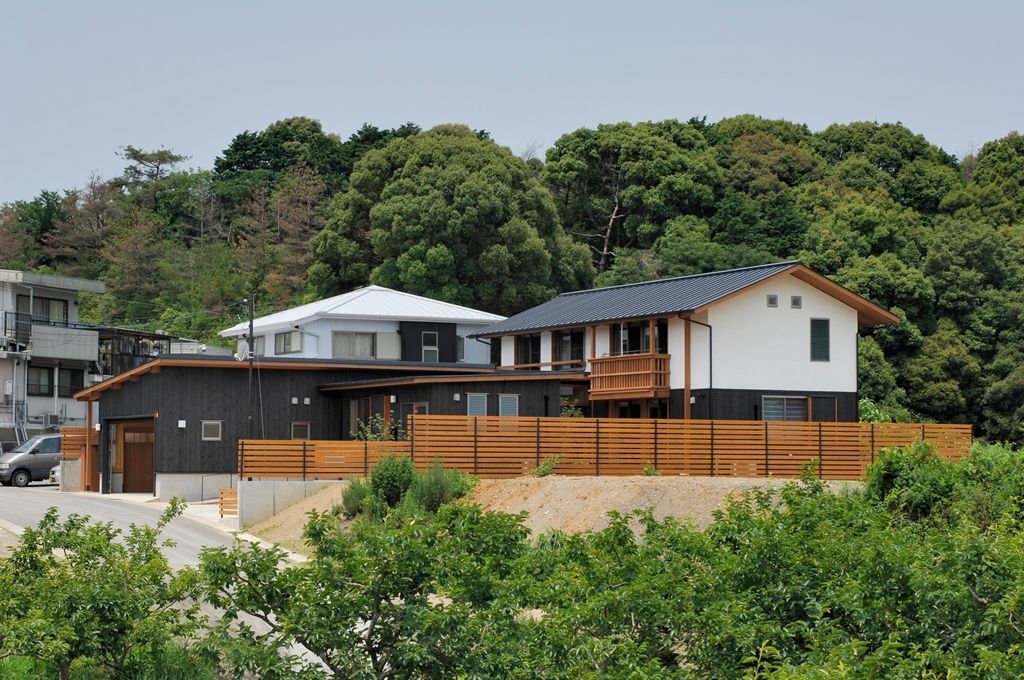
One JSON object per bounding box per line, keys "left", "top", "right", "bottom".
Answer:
{"left": 589, "top": 353, "right": 670, "bottom": 399}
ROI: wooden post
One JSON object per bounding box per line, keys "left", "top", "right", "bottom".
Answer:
{"left": 410, "top": 415, "right": 415, "bottom": 462}
{"left": 363, "top": 439, "right": 369, "bottom": 476}
{"left": 589, "top": 326, "right": 596, "bottom": 362}
{"left": 920, "top": 423, "right": 926, "bottom": 442}
{"left": 684, "top": 318, "right": 692, "bottom": 419}
{"left": 763, "top": 421, "right": 769, "bottom": 477}
{"left": 535, "top": 418, "right": 541, "bottom": 469}
{"left": 595, "top": 419, "right": 601, "bottom": 476}
{"left": 653, "top": 419, "right": 659, "bottom": 470}
{"left": 302, "top": 441, "right": 308, "bottom": 481}
{"left": 474, "top": 417, "right": 479, "bottom": 475}
{"left": 84, "top": 398, "right": 93, "bottom": 491}
{"left": 240, "top": 440, "right": 247, "bottom": 481}
{"left": 870, "top": 422, "right": 876, "bottom": 465}
{"left": 817, "top": 422, "right": 823, "bottom": 479}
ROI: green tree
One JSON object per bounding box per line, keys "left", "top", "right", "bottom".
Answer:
{"left": 311, "top": 125, "right": 593, "bottom": 314}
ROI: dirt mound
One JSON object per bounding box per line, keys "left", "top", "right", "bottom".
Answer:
{"left": 466, "top": 475, "right": 797, "bottom": 534}
{"left": 247, "top": 483, "right": 347, "bottom": 554}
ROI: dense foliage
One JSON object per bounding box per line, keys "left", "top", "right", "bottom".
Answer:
{"left": 3, "top": 445, "right": 1024, "bottom": 677}
{"left": 2, "top": 116, "right": 1023, "bottom": 439}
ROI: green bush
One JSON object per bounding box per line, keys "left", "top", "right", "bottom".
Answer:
{"left": 340, "top": 478, "right": 371, "bottom": 519}
{"left": 865, "top": 442, "right": 957, "bottom": 519}
{"left": 531, "top": 454, "right": 562, "bottom": 477}
{"left": 370, "top": 455, "right": 416, "bottom": 506}
{"left": 642, "top": 465, "right": 660, "bottom": 476}
{"left": 409, "top": 459, "right": 476, "bottom": 512}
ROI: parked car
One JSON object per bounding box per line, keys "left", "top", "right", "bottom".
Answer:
{"left": 0, "top": 434, "right": 63, "bottom": 487}
{"left": 49, "top": 463, "right": 61, "bottom": 486}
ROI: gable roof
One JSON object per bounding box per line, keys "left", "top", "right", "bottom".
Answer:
{"left": 471, "top": 261, "right": 898, "bottom": 337}
{"left": 220, "top": 285, "right": 505, "bottom": 337}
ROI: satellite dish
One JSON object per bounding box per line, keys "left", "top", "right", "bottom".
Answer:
{"left": 235, "top": 339, "right": 249, "bottom": 361}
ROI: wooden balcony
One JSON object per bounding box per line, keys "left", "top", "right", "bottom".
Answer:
{"left": 588, "top": 353, "right": 670, "bottom": 401}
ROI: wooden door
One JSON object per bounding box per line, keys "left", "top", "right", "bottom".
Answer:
{"left": 121, "top": 421, "right": 155, "bottom": 493}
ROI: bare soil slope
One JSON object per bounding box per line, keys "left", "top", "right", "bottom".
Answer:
{"left": 466, "top": 475, "right": 798, "bottom": 534}
{"left": 247, "top": 483, "right": 348, "bottom": 553}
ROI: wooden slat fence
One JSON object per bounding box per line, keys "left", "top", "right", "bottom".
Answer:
{"left": 238, "top": 416, "right": 972, "bottom": 481}
{"left": 60, "top": 426, "right": 97, "bottom": 461}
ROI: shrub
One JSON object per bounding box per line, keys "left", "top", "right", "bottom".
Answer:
{"left": 409, "top": 459, "right": 476, "bottom": 512}
{"left": 642, "top": 466, "right": 660, "bottom": 476}
{"left": 531, "top": 454, "right": 562, "bottom": 477}
{"left": 865, "top": 442, "right": 956, "bottom": 519}
{"left": 340, "top": 478, "right": 371, "bottom": 519}
{"left": 370, "top": 455, "right": 416, "bottom": 506}
{"left": 354, "top": 414, "right": 398, "bottom": 441}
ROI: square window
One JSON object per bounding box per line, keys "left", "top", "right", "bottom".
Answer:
{"left": 201, "top": 420, "right": 222, "bottom": 441}
{"left": 422, "top": 331, "right": 439, "bottom": 363}
{"left": 791, "top": 295, "right": 802, "bottom": 309}
{"left": 498, "top": 394, "right": 519, "bottom": 417}
{"left": 762, "top": 396, "right": 808, "bottom": 421}
{"left": 766, "top": 294, "right": 779, "bottom": 308}
{"left": 274, "top": 330, "right": 303, "bottom": 355}
{"left": 291, "top": 421, "right": 311, "bottom": 440}
{"left": 333, "top": 331, "right": 375, "bottom": 359}
{"left": 467, "top": 393, "right": 487, "bottom": 416}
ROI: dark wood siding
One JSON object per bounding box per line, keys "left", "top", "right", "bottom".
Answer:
{"left": 340, "top": 379, "right": 563, "bottom": 437}
{"left": 674, "top": 388, "right": 857, "bottom": 422}
{"left": 399, "top": 322, "right": 457, "bottom": 363}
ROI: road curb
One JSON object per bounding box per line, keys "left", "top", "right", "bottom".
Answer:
{"left": 0, "top": 518, "right": 25, "bottom": 536}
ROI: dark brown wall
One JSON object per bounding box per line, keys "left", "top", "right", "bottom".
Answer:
{"left": 399, "top": 322, "right": 457, "bottom": 363}
{"left": 676, "top": 388, "right": 858, "bottom": 422}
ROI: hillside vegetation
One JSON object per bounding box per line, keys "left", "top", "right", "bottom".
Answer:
{"left": 2, "top": 116, "right": 1023, "bottom": 440}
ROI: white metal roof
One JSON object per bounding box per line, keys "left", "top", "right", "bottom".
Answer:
{"left": 219, "top": 285, "right": 505, "bottom": 337}
{"left": 0, "top": 269, "right": 106, "bottom": 294}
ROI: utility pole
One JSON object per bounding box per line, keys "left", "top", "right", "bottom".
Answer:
{"left": 246, "top": 296, "right": 255, "bottom": 440}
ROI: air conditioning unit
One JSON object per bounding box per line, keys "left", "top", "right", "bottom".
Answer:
{"left": 43, "top": 413, "right": 61, "bottom": 428}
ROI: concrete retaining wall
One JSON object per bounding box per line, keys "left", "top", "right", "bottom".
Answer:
{"left": 155, "top": 473, "right": 236, "bottom": 502}
{"left": 237, "top": 479, "right": 341, "bottom": 529}
{"left": 60, "top": 458, "right": 81, "bottom": 492}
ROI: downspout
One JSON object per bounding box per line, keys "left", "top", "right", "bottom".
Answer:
{"left": 681, "top": 316, "right": 713, "bottom": 419}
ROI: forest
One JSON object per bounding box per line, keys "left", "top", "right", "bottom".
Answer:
{"left": 1, "top": 115, "right": 1022, "bottom": 441}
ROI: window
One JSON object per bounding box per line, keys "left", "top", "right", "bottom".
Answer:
{"left": 333, "top": 332, "right": 375, "bottom": 359}
{"left": 252, "top": 336, "right": 265, "bottom": 357}
{"left": 515, "top": 334, "right": 541, "bottom": 368}
{"left": 457, "top": 336, "right": 466, "bottom": 362}
{"left": 762, "top": 396, "right": 808, "bottom": 421}
{"left": 16, "top": 295, "right": 69, "bottom": 324}
{"left": 791, "top": 295, "right": 802, "bottom": 309}
{"left": 291, "top": 421, "right": 311, "bottom": 440}
{"left": 422, "top": 331, "right": 439, "bottom": 363}
{"left": 27, "top": 366, "right": 52, "bottom": 396}
{"left": 467, "top": 393, "right": 488, "bottom": 416}
{"left": 554, "top": 329, "right": 585, "bottom": 365}
{"left": 498, "top": 394, "right": 519, "bottom": 417}
{"left": 766, "top": 294, "right": 779, "bottom": 308}
{"left": 611, "top": 320, "right": 667, "bottom": 355}
{"left": 57, "top": 368, "right": 85, "bottom": 398}
{"left": 810, "top": 318, "right": 830, "bottom": 362}
{"left": 275, "top": 330, "right": 302, "bottom": 355}
{"left": 37, "top": 437, "right": 61, "bottom": 454}
{"left": 201, "top": 420, "right": 222, "bottom": 441}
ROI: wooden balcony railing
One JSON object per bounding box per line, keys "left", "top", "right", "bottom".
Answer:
{"left": 589, "top": 353, "right": 670, "bottom": 399}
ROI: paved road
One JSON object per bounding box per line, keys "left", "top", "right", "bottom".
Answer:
{"left": 0, "top": 486, "right": 237, "bottom": 568}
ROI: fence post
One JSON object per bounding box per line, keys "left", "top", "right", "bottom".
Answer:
{"left": 653, "top": 420, "right": 659, "bottom": 470}
{"left": 410, "top": 415, "right": 415, "bottom": 462}
{"left": 920, "top": 423, "right": 926, "bottom": 443}
{"left": 710, "top": 420, "right": 715, "bottom": 476}
{"left": 302, "top": 441, "right": 308, "bottom": 481}
{"left": 595, "top": 419, "right": 601, "bottom": 476}
{"left": 474, "top": 417, "right": 479, "bottom": 475}
{"left": 763, "top": 420, "right": 769, "bottom": 477}
{"left": 535, "top": 417, "right": 541, "bottom": 470}
{"left": 363, "top": 440, "right": 369, "bottom": 476}
{"left": 239, "top": 440, "right": 247, "bottom": 481}
{"left": 870, "top": 422, "right": 875, "bottom": 465}
{"left": 817, "top": 422, "right": 823, "bottom": 480}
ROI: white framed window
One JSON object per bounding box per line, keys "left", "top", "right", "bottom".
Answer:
{"left": 766, "top": 294, "right": 779, "bottom": 308}
{"left": 252, "top": 336, "right": 265, "bottom": 357}
{"left": 457, "top": 335, "right": 466, "bottom": 362}
{"left": 467, "top": 393, "right": 488, "bottom": 416}
{"left": 291, "top": 421, "right": 311, "bottom": 440}
{"left": 333, "top": 331, "right": 375, "bottom": 359}
{"left": 275, "top": 330, "right": 303, "bottom": 354}
{"left": 498, "top": 394, "right": 519, "bottom": 417}
{"left": 762, "top": 396, "right": 808, "bottom": 422}
{"left": 201, "top": 420, "right": 223, "bottom": 441}
{"left": 790, "top": 295, "right": 802, "bottom": 309}
{"left": 810, "top": 318, "right": 830, "bottom": 362}
{"left": 422, "top": 331, "right": 439, "bottom": 363}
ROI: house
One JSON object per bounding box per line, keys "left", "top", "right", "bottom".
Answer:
{"left": 470, "top": 261, "right": 898, "bottom": 422}
{"left": 218, "top": 285, "right": 503, "bottom": 365}
{"left": 73, "top": 286, "right": 508, "bottom": 498}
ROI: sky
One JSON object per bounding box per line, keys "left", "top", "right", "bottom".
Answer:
{"left": 1, "top": 0, "right": 1021, "bottom": 204}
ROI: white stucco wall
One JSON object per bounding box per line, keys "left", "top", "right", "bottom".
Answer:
{"left": 539, "top": 331, "right": 553, "bottom": 370}
{"left": 500, "top": 336, "right": 515, "bottom": 367}
{"left": 708, "top": 275, "right": 858, "bottom": 392}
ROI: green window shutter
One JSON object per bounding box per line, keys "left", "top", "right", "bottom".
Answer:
{"left": 810, "top": 319, "right": 830, "bottom": 362}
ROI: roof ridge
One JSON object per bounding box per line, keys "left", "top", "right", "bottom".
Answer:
{"left": 559, "top": 260, "right": 800, "bottom": 296}
{"left": 379, "top": 286, "right": 504, "bottom": 317}
{"left": 323, "top": 285, "right": 376, "bottom": 313}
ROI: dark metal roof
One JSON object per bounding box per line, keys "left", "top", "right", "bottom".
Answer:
{"left": 471, "top": 261, "right": 800, "bottom": 337}
{"left": 320, "top": 369, "right": 588, "bottom": 392}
